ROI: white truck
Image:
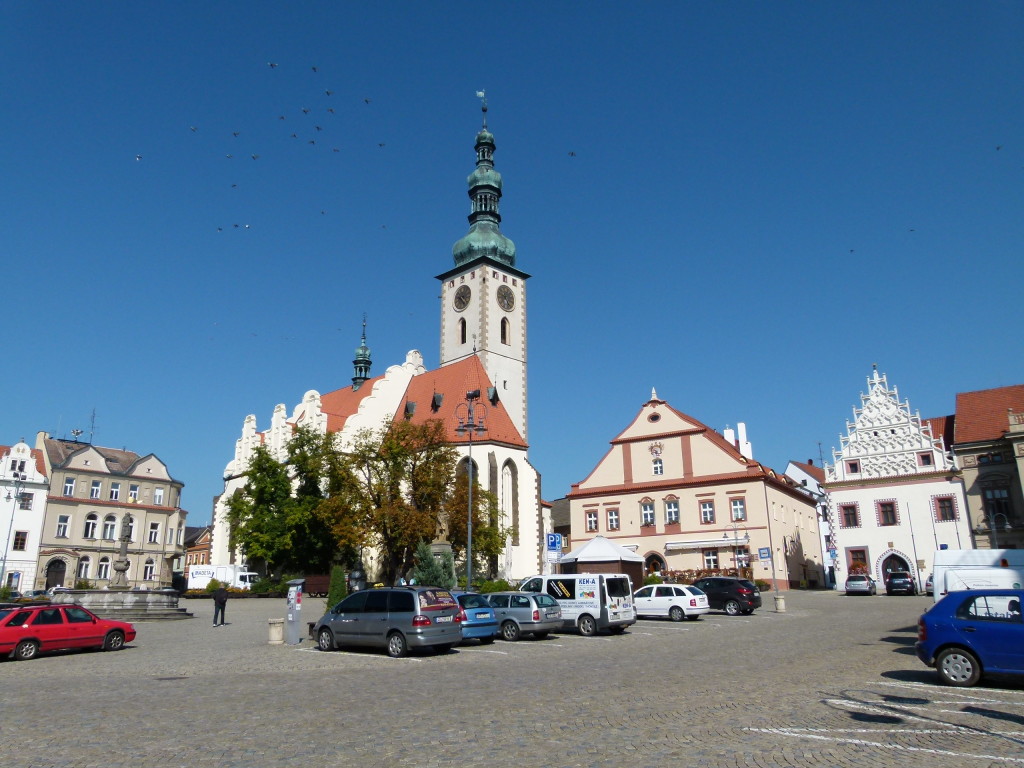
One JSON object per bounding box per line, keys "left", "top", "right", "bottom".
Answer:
{"left": 187, "top": 564, "right": 259, "bottom": 591}
{"left": 931, "top": 549, "right": 1024, "bottom": 602}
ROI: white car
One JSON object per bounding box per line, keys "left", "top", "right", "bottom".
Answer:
{"left": 633, "top": 584, "right": 710, "bottom": 621}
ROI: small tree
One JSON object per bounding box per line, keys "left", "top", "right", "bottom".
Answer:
{"left": 410, "top": 541, "right": 455, "bottom": 589}
{"left": 326, "top": 565, "right": 349, "bottom": 608}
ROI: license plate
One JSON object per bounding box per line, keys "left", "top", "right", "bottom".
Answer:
{"left": 753, "top": 590, "right": 760, "bottom": 596}
{"left": 546, "top": 611, "right": 559, "bottom": 618}
{"left": 435, "top": 615, "right": 452, "bottom": 622}
{"left": 475, "top": 612, "right": 490, "bottom": 619}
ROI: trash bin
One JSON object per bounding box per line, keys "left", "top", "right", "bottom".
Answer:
{"left": 268, "top": 618, "right": 284, "bottom": 645}
{"left": 774, "top": 594, "right": 787, "bottom": 613}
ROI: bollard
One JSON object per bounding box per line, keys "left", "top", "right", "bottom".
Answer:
{"left": 774, "top": 594, "right": 786, "bottom": 613}
{"left": 268, "top": 617, "right": 284, "bottom": 644}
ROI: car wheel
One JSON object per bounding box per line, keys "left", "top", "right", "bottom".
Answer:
{"left": 386, "top": 631, "right": 408, "bottom": 658}
{"left": 533, "top": 631, "right": 549, "bottom": 640}
{"left": 102, "top": 630, "right": 125, "bottom": 651}
{"left": 936, "top": 647, "right": 981, "bottom": 687}
{"left": 500, "top": 621, "right": 521, "bottom": 641}
{"left": 724, "top": 600, "right": 741, "bottom": 616}
{"left": 14, "top": 639, "right": 38, "bottom": 661}
{"left": 669, "top": 606, "right": 685, "bottom": 622}
{"left": 317, "top": 628, "right": 335, "bottom": 652}
{"left": 577, "top": 614, "right": 597, "bottom": 636}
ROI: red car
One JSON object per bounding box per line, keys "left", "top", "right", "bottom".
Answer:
{"left": 0, "top": 603, "right": 137, "bottom": 661}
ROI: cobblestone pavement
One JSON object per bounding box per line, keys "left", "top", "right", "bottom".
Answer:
{"left": 3, "top": 591, "right": 1023, "bottom": 768}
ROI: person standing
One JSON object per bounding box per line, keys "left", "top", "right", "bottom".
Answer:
{"left": 213, "top": 585, "right": 228, "bottom": 627}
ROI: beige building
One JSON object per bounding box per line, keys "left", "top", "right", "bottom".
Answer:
{"left": 951, "top": 384, "right": 1024, "bottom": 550}
{"left": 33, "top": 432, "right": 187, "bottom": 590}
{"left": 566, "top": 392, "right": 824, "bottom": 590}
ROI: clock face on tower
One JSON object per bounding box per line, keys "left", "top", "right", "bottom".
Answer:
{"left": 453, "top": 285, "right": 471, "bottom": 311}
{"left": 497, "top": 285, "right": 515, "bottom": 311}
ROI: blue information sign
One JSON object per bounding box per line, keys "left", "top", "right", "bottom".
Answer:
{"left": 546, "top": 533, "right": 561, "bottom": 551}
{"left": 758, "top": 546, "right": 771, "bottom": 560}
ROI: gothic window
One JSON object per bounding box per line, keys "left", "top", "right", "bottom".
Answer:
{"left": 84, "top": 514, "right": 98, "bottom": 539}
{"left": 459, "top": 318, "right": 467, "bottom": 345}
{"left": 500, "top": 317, "right": 510, "bottom": 345}
{"left": 700, "top": 501, "right": 715, "bottom": 524}
{"left": 664, "top": 499, "right": 679, "bottom": 525}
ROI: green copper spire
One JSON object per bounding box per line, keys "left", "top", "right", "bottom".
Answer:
{"left": 452, "top": 92, "right": 516, "bottom": 267}
{"left": 352, "top": 314, "right": 371, "bottom": 390}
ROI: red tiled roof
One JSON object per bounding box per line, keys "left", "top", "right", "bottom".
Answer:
{"left": 320, "top": 374, "right": 387, "bottom": 433}
{"left": 790, "top": 460, "right": 825, "bottom": 484}
{"left": 954, "top": 384, "right": 1024, "bottom": 444}
{"left": 923, "top": 415, "right": 955, "bottom": 450}
{"left": 399, "top": 357, "right": 526, "bottom": 447}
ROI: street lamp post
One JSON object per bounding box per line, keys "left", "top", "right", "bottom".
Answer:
{"left": 722, "top": 524, "right": 750, "bottom": 576}
{"left": 1, "top": 472, "right": 27, "bottom": 590}
{"left": 987, "top": 510, "right": 1012, "bottom": 549}
{"left": 454, "top": 390, "right": 486, "bottom": 590}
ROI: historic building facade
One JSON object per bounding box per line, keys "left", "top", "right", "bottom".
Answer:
{"left": 823, "top": 367, "right": 971, "bottom": 591}
{"left": 33, "top": 432, "right": 187, "bottom": 590}
{"left": 951, "top": 384, "right": 1024, "bottom": 550}
{"left": 0, "top": 440, "right": 50, "bottom": 592}
{"left": 566, "top": 392, "right": 824, "bottom": 590}
{"left": 212, "top": 104, "right": 545, "bottom": 581}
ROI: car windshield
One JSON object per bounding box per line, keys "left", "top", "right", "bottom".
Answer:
{"left": 849, "top": 576, "right": 867, "bottom": 582}
{"left": 739, "top": 580, "right": 758, "bottom": 590}
{"left": 535, "top": 594, "right": 558, "bottom": 607}
{"left": 686, "top": 586, "right": 706, "bottom": 595}
{"left": 605, "top": 577, "right": 631, "bottom": 597}
{"left": 458, "top": 594, "right": 490, "bottom": 609}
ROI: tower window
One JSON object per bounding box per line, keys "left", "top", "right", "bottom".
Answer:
{"left": 500, "top": 317, "right": 509, "bottom": 345}
{"left": 459, "top": 318, "right": 467, "bottom": 344}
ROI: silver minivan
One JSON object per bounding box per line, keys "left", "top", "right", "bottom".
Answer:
{"left": 314, "top": 586, "right": 462, "bottom": 657}
{"left": 486, "top": 591, "right": 562, "bottom": 641}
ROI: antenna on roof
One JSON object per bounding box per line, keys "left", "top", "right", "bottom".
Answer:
{"left": 89, "top": 408, "right": 97, "bottom": 444}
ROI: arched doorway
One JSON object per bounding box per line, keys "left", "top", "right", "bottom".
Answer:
{"left": 880, "top": 553, "right": 911, "bottom": 578}
{"left": 45, "top": 559, "right": 67, "bottom": 589}
{"left": 645, "top": 553, "right": 666, "bottom": 575}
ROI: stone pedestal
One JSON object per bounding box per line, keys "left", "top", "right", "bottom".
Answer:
{"left": 50, "top": 589, "right": 193, "bottom": 620}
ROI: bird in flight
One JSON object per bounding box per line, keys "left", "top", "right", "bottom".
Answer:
{"left": 279, "top": 115, "right": 286, "bottom": 120}
{"left": 568, "top": 151, "right": 576, "bottom": 157}
{"left": 268, "top": 62, "right": 278, "bottom": 68}
{"left": 364, "top": 98, "right": 371, "bottom": 104}
{"left": 311, "top": 65, "right": 318, "bottom": 72}
{"left": 226, "top": 154, "right": 233, "bottom": 159}
{"left": 232, "top": 131, "right": 240, "bottom": 137}
{"left": 327, "top": 107, "right": 335, "bottom": 113}
{"left": 302, "top": 108, "right": 311, "bottom": 114}
{"left": 251, "top": 154, "right": 259, "bottom": 160}
{"left": 190, "top": 126, "right": 197, "bottom": 132}
{"left": 315, "top": 125, "right": 322, "bottom": 131}
{"left": 135, "top": 154, "right": 142, "bottom": 161}
{"left": 378, "top": 143, "right": 385, "bottom": 147}
{"left": 996, "top": 145, "right": 1003, "bottom": 150}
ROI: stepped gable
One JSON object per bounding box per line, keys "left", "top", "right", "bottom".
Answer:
{"left": 954, "top": 384, "right": 1024, "bottom": 444}
{"left": 400, "top": 356, "right": 526, "bottom": 447}
{"left": 923, "top": 415, "right": 955, "bottom": 450}
{"left": 319, "top": 373, "right": 387, "bottom": 433}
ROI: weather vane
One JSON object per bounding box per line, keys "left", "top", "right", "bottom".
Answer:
{"left": 476, "top": 90, "right": 487, "bottom": 128}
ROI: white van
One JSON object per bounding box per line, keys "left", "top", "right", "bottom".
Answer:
{"left": 932, "top": 549, "right": 1024, "bottom": 602}
{"left": 519, "top": 573, "right": 636, "bottom": 635}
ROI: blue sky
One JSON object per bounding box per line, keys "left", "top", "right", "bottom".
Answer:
{"left": 3, "top": 3, "right": 1022, "bottom": 525}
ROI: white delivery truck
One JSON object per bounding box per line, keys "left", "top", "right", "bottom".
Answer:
{"left": 931, "top": 549, "right": 1024, "bottom": 602}
{"left": 519, "top": 573, "right": 636, "bottom": 635}
{"left": 187, "top": 564, "right": 259, "bottom": 591}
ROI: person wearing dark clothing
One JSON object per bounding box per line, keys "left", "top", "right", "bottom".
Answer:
{"left": 213, "top": 586, "right": 228, "bottom": 627}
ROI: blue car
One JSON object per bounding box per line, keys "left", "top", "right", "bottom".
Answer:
{"left": 916, "top": 589, "right": 1024, "bottom": 687}
{"left": 454, "top": 592, "right": 498, "bottom": 644}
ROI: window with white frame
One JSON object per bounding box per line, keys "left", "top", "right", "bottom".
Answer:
{"left": 84, "top": 513, "right": 98, "bottom": 539}
{"left": 109, "top": 482, "right": 120, "bottom": 501}
{"left": 126, "top": 517, "right": 135, "bottom": 541}
{"left": 653, "top": 458, "right": 664, "bottom": 476}
{"left": 731, "top": 498, "right": 747, "bottom": 521}
{"left": 703, "top": 549, "right": 719, "bottom": 569}
{"left": 129, "top": 484, "right": 140, "bottom": 501}
{"left": 586, "top": 511, "right": 598, "bottom": 531}
{"left": 700, "top": 500, "right": 715, "bottom": 524}
{"left": 166, "top": 527, "right": 174, "bottom": 545}
{"left": 102, "top": 515, "right": 117, "bottom": 540}
{"left": 154, "top": 487, "right": 165, "bottom": 505}
{"left": 77, "top": 556, "right": 91, "bottom": 579}
{"left": 90, "top": 480, "right": 102, "bottom": 499}
{"left": 143, "top": 559, "right": 155, "bottom": 581}
{"left": 176, "top": 526, "right": 183, "bottom": 545}
{"left": 148, "top": 522, "right": 160, "bottom": 543}
{"left": 56, "top": 514, "right": 70, "bottom": 538}
{"left": 607, "top": 509, "right": 620, "bottom": 531}
{"left": 665, "top": 499, "right": 679, "bottom": 524}
{"left": 97, "top": 557, "right": 111, "bottom": 580}
{"left": 735, "top": 546, "right": 750, "bottom": 567}
{"left": 63, "top": 477, "right": 76, "bottom": 496}
{"left": 641, "top": 502, "right": 655, "bottom": 526}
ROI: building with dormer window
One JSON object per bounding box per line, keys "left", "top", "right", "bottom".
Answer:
{"left": 0, "top": 440, "right": 50, "bottom": 592}
{"left": 822, "top": 367, "right": 971, "bottom": 591}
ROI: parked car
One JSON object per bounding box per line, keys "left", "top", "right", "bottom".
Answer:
{"left": 885, "top": 571, "right": 917, "bottom": 596}
{"left": 633, "top": 584, "right": 709, "bottom": 621}
{"left": 453, "top": 591, "right": 498, "bottom": 644}
{"left": 0, "top": 603, "right": 136, "bottom": 661}
{"left": 486, "top": 591, "right": 562, "bottom": 640}
{"left": 313, "top": 586, "right": 462, "bottom": 658}
{"left": 844, "top": 574, "right": 877, "bottom": 596}
{"left": 925, "top": 573, "right": 934, "bottom": 596}
{"left": 915, "top": 589, "right": 1024, "bottom": 687}
{"left": 691, "top": 576, "right": 762, "bottom": 615}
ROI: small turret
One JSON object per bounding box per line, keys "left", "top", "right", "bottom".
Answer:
{"left": 352, "top": 315, "right": 371, "bottom": 390}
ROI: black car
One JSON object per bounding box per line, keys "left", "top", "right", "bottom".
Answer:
{"left": 886, "top": 571, "right": 917, "bottom": 596}
{"left": 691, "top": 576, "right": 762, "bottom": 616}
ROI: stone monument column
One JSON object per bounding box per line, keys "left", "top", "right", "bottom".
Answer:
{"left": 108, "top": 513, "right": 133, "bottom": 590}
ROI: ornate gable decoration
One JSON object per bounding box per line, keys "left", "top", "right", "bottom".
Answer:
{"left": 649, "top": 441, "right": 664, "bottom": 457}
{"left": 826, "top": 367, "right": 954, "bottom": 482}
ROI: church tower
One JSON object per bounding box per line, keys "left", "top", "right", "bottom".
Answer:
{"left": 437, "top": 97, "right": 530, "bottom": 440}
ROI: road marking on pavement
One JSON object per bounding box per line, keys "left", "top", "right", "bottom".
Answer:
{"left": 746, "top": 727, "right": 1024, "bottom": 763}
{"left": 459, "top": 648, "right": 509, "bottom": 655}
{"left": 879, "top": 681, "right": 1024, "bottom": 701}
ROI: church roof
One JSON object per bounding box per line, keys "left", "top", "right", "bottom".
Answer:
{"left": 320, "top": 373, "right": 387, "bottom": 433}
{"left": 953, "top": 384, "right": 1024, "bottom": 444}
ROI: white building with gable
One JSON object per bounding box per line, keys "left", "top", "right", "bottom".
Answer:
{"left": 823, "top": 366, "right": 971, "bottom": 591}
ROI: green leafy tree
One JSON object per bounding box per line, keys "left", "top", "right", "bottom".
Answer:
{"left": 410, "top": 541, "right": 455, "bottom": 589}
{"left": 225, "top": 445, "right": 296, "bottom": 573}
{"left": 325, "top": 564, "right": 349, "bottom": 608}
